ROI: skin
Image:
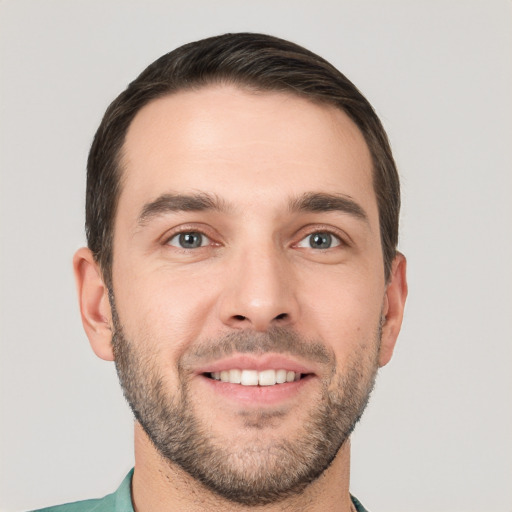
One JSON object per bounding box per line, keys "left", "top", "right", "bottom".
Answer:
{"left": 74, "top": 85, "right": 407, "bottom": 511}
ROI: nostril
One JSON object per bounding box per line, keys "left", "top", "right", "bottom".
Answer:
{"left": 233, "top": 315, "right": 246, "bottom": 321}
{"left": 275, "top": 313, "right": 288, "bottom": 320}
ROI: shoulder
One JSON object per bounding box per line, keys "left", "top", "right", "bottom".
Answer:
{"left": 351, "top": 494, "right": 371, "bottom": 512}
{"left": 30, "top": 469, "right": 134, "bottom": 512}
{"left": 30, "top": 494, "right": 115, "bottom": 512}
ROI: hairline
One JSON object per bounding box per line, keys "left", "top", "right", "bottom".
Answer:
{"left": 102, "top": 79, "right": 391, "bottom": 287}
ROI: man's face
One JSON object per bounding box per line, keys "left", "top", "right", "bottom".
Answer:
{"left": 108, "top": 85, "right": 396, "bottom": 504}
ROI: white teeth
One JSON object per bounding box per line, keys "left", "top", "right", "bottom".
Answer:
{"left": 276, "top": 369, "right": 287, "bottom": 384}
{"left": 240, "top": 370, "right": 259, "bottom": 386}
{"left": 258, "top": 369, "right": 276, "bottom": 386}
{"left": 209, "top": 369, "right": 302, "bottom": 386}
{"left": 229, "top": 369, "right": 242, "bottom": 384}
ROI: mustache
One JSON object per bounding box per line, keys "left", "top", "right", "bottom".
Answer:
{"left": 181, "top": 326, "right": 335, "bottom": 367}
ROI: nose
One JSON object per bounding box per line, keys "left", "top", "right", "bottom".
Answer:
{"left": 218, "top": 244, "right": 299, "bottom": 332}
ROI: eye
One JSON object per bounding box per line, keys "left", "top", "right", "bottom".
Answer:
{"left": 167, "top": 231, "right": 210, "bottom": 249}
{"left": 296, "top": 231, "right": 341, "bottom": 250}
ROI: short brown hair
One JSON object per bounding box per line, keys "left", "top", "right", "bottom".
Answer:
{"left": 86, "top": 32, "right": 400, "bottom": 285}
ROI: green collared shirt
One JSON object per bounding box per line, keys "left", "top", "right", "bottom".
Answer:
{"left": 32, "top": 469, "right": 369, "bottom": 511}
{"left": 31, "top": 470, "right": 134, "bottom": 512}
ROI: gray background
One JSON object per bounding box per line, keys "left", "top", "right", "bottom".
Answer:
{"left": 1, "top": 1, "right": 511, "bottom": 511}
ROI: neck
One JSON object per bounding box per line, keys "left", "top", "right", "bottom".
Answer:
{"left": 131, "top": 422, "right": 354, "bottom": 512}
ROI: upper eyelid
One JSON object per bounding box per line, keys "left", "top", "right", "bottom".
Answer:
{"left": 294, "top": 232, "right": 343, "bottom": 250}
{"left": 167, "top": 231, "right": 211, "bottom": 248}
{"left": 159, "top": 223, "right": 351, "bottom": 246}
{"left": 292, "top": 224, "right": 351, "bottom": 246}
{"left": 160, "top": 224, "right": 218, "bottom": 244}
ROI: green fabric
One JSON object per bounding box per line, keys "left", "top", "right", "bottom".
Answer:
{"left": 31, "top": 470, "right": 134, "bottom": 512}
{"left": 31, "top": 468, "right": 368, "bottom": 511}
{"left": 351, "top": 494, "right": 370, "bottom": 512}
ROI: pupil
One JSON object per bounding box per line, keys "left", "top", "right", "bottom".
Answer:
{"left": 311, "top": 233, "right": 331, "bottom": 249}
{"left": 180, "top": 232, "right": 202, "bottom": 248}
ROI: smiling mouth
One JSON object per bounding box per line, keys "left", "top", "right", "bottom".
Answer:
{"left": 206, "top": 369, "right": 308, "bottom": 386}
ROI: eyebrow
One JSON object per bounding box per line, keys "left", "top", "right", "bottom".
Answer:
{"left": 137, "top": 191, "right": 369, "bottom": 227}
{"left": 138, "top": 192, "right": 229, "bottom": 226}
{"left": 288, "top": 192, "right": 369, "bottom": 223}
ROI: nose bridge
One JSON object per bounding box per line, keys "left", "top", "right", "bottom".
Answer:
{"left": 220, "top": 239, "right": 297, "bottom": 331}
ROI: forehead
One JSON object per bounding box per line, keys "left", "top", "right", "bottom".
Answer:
{"left": 118, "top": 84, "right": 376, "bottom": 223}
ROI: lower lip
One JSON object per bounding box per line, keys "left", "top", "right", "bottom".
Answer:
{"left": 198, "top": 374, "right": 315, "bottom": 406}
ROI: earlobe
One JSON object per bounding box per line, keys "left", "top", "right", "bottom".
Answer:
{"left": 73, "top": 247, "right": 114, "bottom": 361}
{"left": 378, "top": 252, "right": 408, "bottom": 367}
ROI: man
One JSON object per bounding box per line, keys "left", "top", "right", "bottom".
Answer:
{"left": 36, "top": 32, "right": 407, "bottom": 511}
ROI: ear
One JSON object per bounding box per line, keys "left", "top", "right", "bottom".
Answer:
{"left": 73, "top": 247, "right": 114, "bottom": 361}
{"left": 378, "top": 252, "right": 408, "bottom": 367}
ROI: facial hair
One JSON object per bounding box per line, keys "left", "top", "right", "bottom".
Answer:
{"left": 110, "top": 294, "right": 381, "bottom": 506}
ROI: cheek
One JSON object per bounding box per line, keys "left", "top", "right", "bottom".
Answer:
{"left": 113, "top": 263, "right": 221, "bottom": 352}
{"left": 298, "top": 267, "right": 384, "bottom": 354}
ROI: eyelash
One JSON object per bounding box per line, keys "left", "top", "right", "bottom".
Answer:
{"left": 294, "top": 224, "right": 349, "bottom": 251}
{"left": 295, "top": 231, "right": 342, "bottom": 250}
{"left": 166, "top": 231, "right": 212, "bottom": 249}
{"left": 163, "top": 226, "right": 217, "bottom": 250}
{"left": 163, "top": 225, "right": 348, "bottom": 252}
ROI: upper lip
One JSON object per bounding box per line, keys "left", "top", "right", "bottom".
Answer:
{"left": 193, "top": 353, "right": 317, "bottom": 376}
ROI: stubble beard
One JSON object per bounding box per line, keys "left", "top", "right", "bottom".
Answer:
{"left": 110, "top": 296, "right": 381, "bottom": 506}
